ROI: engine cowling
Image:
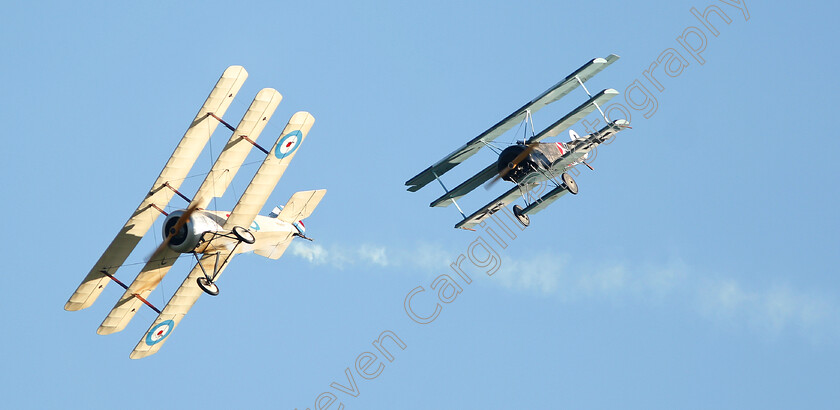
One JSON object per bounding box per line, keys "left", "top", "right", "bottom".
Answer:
{"left": 498, "top": 144, "right": 541, "bottom": 182}
{"left": 162, "top": 210, "right": 224, "bottom": 253}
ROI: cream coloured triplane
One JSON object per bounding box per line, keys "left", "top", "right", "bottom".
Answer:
{"left": 66, "top": 66, "right": 325, "bottom": 359}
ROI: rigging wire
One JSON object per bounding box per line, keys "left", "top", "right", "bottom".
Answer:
{"left": 510, "top": 115, "right": 526, "bottom": 146}
{"left": 208, "top": 123, "right": 219, "bottom": 214}
{"left": 106, "top": 253, "right": 193, "bottom": 270}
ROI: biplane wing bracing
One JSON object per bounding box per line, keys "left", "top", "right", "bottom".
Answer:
{"left": 429, "top": 88, "right": 619, "bottom": 208}
{"left": 405, "top": 54, "right": 619, "bottom": 192}
{"left": 97, "top": 88, "right": 283, "bottom": 335}
{"left": 129, "top": 112, "right": 315, "bottom": 358}
{"left": 65, "top": 66, "right": 248, "bottom": 311}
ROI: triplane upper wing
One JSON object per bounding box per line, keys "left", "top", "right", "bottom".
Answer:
{"left": 405, "top": 54, "right": 631, "bottom": 229}
{"left": 66, "top": 68, "right": 326, "bottom": 359}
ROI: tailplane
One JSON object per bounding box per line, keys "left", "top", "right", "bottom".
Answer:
{"left": 254, "top": 189, "right": 326, "bottom": 259}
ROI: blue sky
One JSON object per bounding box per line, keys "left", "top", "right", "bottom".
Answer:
{"left": 3, "top": 1, "right": 839, "bottom": 409}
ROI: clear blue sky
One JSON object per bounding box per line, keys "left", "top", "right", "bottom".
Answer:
{"left": 3, "top": 1, "right": 839, "bottom": 409}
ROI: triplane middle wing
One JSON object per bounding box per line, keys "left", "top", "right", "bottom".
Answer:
{"left": 405, "top": 54, "right": 631, "bottom": 229}
{"left": 66, "top": 67, "right": 326, "bottom": 359}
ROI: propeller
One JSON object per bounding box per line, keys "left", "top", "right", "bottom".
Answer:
{"left": 146, "top": 198, "right": 204, "bottom": 263}
{"left": 484, "top": 142, "right": 538, "bottom": 190}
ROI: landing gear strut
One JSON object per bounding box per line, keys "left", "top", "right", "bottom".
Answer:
{"left": 195, "top": 251, "right": 223, "bottom": 296}
{"left": 194, "top": 226, "right": 255, "bottom": 296}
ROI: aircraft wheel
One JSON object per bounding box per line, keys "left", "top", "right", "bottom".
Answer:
{"left": 232, "top": 226, "right": 256, "bottom": 244}
{"left": 562, "top": 173, "right": 579, "bottom": 195}
{"left": 197, "top": 277, "right": 220, "bottom": 296}
{"left": 513, "top": 205, "right": 530, "bottom": 227}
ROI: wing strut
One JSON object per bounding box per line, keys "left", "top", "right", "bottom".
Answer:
{"left": 574, "top": 75, "right": 609, "bottom": 124}
{"left": 239, "top": 135, "right": 270, "bottom": 155}
{"left": 209, "top": 112, "right": 272, "bottom": 155}
{"left": 100, "top": 271, "right": 161, "bottom": 314}
{"left": 431, "top": 170, "right": 467, "bottom": 219}
{"left": 208, "top": 112, "right": 236, "bottom": 131}
{"left": 163, "top": 182, "right": 192, "bottom": 204}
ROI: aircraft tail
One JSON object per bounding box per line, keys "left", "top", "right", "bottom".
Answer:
{"left": 254, "top": 189, "right": 326, "bottom": 259}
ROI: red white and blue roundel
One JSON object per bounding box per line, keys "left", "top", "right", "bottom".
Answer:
{"left": 145, "top": 319, "right": 175, "bottom": 346}
{"left": 275, "top": 130, "right": 303, "bottom": 159}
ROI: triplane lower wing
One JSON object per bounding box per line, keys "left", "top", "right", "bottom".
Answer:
{"left": 66, "top": 67, "right": 326, "bottom": 359}
{"left": 405, "top": 54, "right": 631, "bottom": 229}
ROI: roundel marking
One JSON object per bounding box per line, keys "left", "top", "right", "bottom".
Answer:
{"left": 145, "top": 319, "right": 175, "bottom": 346}
{"left": 250, "top": 220, "right": 261, "bottom": 231}
{"left": 275, "top": 130, "right": 303, "bottom": 159}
